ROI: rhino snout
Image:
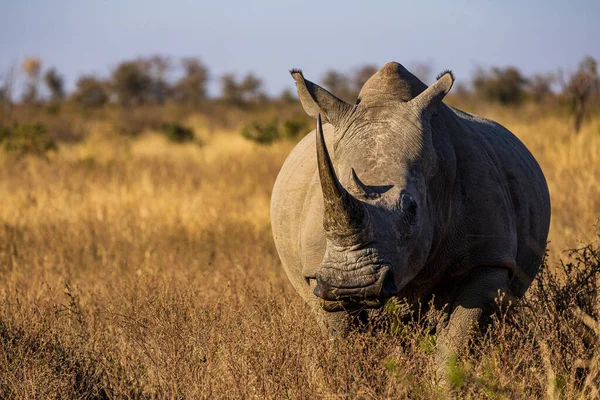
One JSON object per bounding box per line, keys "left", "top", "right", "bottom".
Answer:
{"left": 313, "top": 265, "right": 395, "bottom": 303}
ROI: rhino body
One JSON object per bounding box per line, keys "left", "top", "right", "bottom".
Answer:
{"left": 270, "top": 62, "right": 550, "bottom": 368}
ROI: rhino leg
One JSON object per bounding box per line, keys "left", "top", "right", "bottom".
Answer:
{"left": 434, "top": 267, "right": 510, "bottom": 382}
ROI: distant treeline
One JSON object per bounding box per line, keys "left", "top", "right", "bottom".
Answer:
{"left": 0, "top": 55, "right": 599, "bottom": 133}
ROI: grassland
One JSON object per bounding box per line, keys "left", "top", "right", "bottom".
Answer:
{"left": 0, "top": 108, "right": 599, "bottom": 398}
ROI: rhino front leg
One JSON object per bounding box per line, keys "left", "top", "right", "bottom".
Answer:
{"left": 435, "top": 267, "right": 510, "bottom": 380}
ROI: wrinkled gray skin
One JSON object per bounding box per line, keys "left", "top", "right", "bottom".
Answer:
{"left": 270, "top": 62, "right": 551, "bottom": 374}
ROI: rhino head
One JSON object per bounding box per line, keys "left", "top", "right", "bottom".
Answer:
{"left": 291, "top": 62, "right": 454, "bottom": 311}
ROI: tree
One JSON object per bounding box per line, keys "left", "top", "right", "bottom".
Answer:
{"left": 142, "top": 55, "right": 172, "bottom": 104}
{"left": 72, "top": 75, "right": 108, "bottom": 108}
{"left": 0, "top": 64, "right": 16, "bottom": 112}
{"left": 322, "top": 69, "right": 353, "bottom": 102}
{"left": 473, "top": 66, "right": 528, "bottom": 105}
{"left": 44, "top": 68, "right": 65, "bottom": 103}
{"left": 220, "top": 73, "right": 242, "bottom": 104}
{"left": 220, "top": 72, "right": 265, "bottom": 105}
{"left": 240, "top": 73, "right": 265, "bottom": 103}
{"left": 173, "top": 57, "right": 209, "bottom": 106}
{"left": 111, "top": 60, "right": 152, "bottom": 106}
{"left": 21, "top": 57, "right": 42, "bottom": 105}
{"left": 528, "top": 73, "right": 555, "bottom": 103}
{"left": 562, "top": 56, "right": 599, "bottom": 133}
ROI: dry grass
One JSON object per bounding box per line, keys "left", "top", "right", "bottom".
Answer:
{"left": 0, "top": 109, "right": 599, "bottom": 398}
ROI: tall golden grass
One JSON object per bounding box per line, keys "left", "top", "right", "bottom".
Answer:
{"left": 0, "top": 109, "right": 599, "bottom": 398}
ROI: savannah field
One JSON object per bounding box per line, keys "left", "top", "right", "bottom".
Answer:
{"left": 1, "top": 103, "right": 600, "bottom": 399}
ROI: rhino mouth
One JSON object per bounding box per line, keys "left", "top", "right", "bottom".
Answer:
{"left": 310, "top": 265, "right": 396, "bottom": 311}
{"left": 319, "top": 297, "right": 387, "bottom": 312}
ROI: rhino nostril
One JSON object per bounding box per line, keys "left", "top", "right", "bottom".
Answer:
{"left": 381, "top": 267, "right": 397, "bottom": 297}
{"left": 313, "top": 280, "right": 327, "bottom": 299}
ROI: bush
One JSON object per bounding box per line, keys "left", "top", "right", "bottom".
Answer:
{"left": 240, "top": 118, "right": 280, "bottom": 144}
{"left": 111, "top": 61, "right": 153, "bottom": 106}
{"left": 159, "top": 122, "right": 195, "bottom": 143}
{"left": 522, "top": 238, "right": 600, "bottom": 367}
{"left": 241, "top": 118, "right": 311, "bottom": 144}
{"left": 473, "top": 66, "right": 528, "bottom": 105}
{"left": 282, "top": 118, "right": 311, "bottom": 139}
{"left": 72, "top": 76, "right": 109, "bottom": 109}
{"left": 0, "top": 122, "right": 57, "bottom": 156}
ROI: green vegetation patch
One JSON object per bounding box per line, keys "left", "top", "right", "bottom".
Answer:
{"left": 240, "top": 118, "right": 280, "bottom": 144}
{"left": 0, "top": 122, "right": 57, "bottom": 156}
{"left": 240, "top": 117, "right": 311, "bottom": 145}
{"left": 159, "top": 122, "right": 196, "bottom": 143}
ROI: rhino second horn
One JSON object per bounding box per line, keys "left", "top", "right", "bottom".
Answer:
{"left": 315, "top": 114, "right": 366, "bottom": 243}
{"left": 349, "top": 168, "right": 378, "bottom": 198}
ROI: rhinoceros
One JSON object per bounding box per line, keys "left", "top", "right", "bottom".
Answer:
{"left": 270, "top": 62, "right": 551, "bottom": 368}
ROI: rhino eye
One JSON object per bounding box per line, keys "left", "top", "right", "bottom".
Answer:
{"left": 399, "top": 193, "right": 418, "bottom": 225}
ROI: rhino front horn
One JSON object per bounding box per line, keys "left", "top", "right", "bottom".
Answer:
{"left": 315, "top": 114, "right": 367, "bottom": 244}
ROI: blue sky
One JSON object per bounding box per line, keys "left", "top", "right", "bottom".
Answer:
{"left": 1, "top": 0, "right": 598, "bottom": 96}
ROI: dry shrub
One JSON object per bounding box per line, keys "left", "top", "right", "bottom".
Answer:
{"left": 445, "top": 235, "right": 600, "bottom": 398}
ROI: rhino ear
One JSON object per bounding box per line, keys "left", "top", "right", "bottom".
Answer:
{"left": 290, "top": 69, "right": 353, "bottom": 126}
{"left": 411, "top": 70, "right": 454, "bottom": 114}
